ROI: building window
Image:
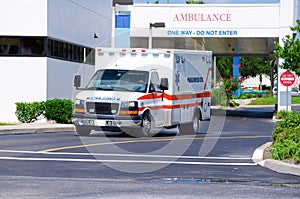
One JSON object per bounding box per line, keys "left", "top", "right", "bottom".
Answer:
{"left": 63, "top": 43, "right": 68, "bottom": 59}
{"left": 0, "top": 37, "right": 19, "bottom": 55}
{"left": 47, "top": 39, "right": 53, "bottom": 56}
{"left": 58, "top": 42, "right": 63, "bottom": 58}
{"left": 20, "top": 38, "right": 44, "bottom": 55}
{"left": 46, "top": 38, "right": 94, "bottom": 65}
{"left": 0, "top": 36, "right": 94, "bottom": 65}
{"left": 79, "top": 46, "right": 83, "bottom": 62}
{"left": 53, "top": 40, "right": 58, "bottom": 57}
{"left": 0, "top": 37, "right": 45, "bottom": 56}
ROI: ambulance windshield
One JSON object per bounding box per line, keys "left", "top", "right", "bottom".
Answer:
{"left": 86, "top": 69, "right": 149, "bottom": 93}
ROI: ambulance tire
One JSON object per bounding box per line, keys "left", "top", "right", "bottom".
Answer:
{"left": 124, "top": 112, "right": 152, "bottom": 137}
{"left": 140, "top": 112, "right": 152, "bottom": 137}
{"left": 179, "top": 112, "right": 200, "bottom": 135}
{"left": 76, "top": 127, "right": 91, "bottom": 136}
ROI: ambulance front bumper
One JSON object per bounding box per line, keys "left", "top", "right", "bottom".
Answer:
{"left": 72, "top": 113, "right": 142, "bottom": 130}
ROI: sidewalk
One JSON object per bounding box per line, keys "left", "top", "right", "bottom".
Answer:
{"left": 0, "top": 122, "right": 75, "bottom": 135}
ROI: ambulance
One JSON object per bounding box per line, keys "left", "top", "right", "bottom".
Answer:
{"left": 72, "top": 48, "right": 212, "bottom": 137}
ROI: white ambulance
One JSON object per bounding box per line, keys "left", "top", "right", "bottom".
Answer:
{"left": 72, "top": 48, "right": 212, "bottom": 137}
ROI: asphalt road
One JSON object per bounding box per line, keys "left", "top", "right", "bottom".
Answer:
{"left": 0, "top": 116, "right": 300, "bottom": 198}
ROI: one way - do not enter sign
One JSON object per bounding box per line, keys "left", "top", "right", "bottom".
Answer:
{"left": 280, "top": 71, "right": 296, "bottom": 87}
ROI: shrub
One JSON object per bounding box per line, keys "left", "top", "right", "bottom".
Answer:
{"left": 230, "top": 100, "right": 240, "bottom": 107}
{"left": 240, "top": 94, "right": 248, "bottom": 99}
{"left": 272, "top": 111, "right": 300, "bottom": 140}
{"left": 263, "top": 90, "right": 273, "bottom": 97}
{"left": 15, "top": 99, "right": 73, "bottom": 124}
{"left": 270, "top": 140, "right": 300, "bottom": 162}
{"left": 211, "top": 88, "right": 227, "bottom": 106}
{"left": 271, "top": 111, "right": 300, "bottom": 163}
{"left": 44, "top": 99, "right": 73, "bottom": 124}
{"left": 256, "top": 93, "right": 263, "bottom": 98}
{"left": 220, "top": 77, "right": 244, "bottom": 106}
{"left": 15, "top": 102, "right": 44, "bottom": 123}
{"left": 275, "top": 110, "right": 290, "bottom": 120}
{"left": 245, "top": 94, "right": 254, "bottom": 99}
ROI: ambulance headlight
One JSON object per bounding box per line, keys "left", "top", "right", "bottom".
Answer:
{"left": 121, "top": 101, "right": 137, "bottom": 108}
{"left": 74, "top": 99, "right": 85, "bottom": 113}
{"left": 120, "top": 101, "right": 138, "bottom": 115}
{"left": 75, "top": 99, "right": 84, "bottom": 105}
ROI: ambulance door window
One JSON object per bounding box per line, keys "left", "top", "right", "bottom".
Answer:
{"left": 149, "top": 72, "right": 160, "bottom": 93}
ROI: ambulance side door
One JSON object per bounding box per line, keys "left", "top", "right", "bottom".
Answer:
{"left": 149, "top": 71, "right": 165, "bottom": 126}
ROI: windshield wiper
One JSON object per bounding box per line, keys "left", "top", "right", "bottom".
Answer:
{"left": 112, "top": 86, "right": 131, "bottom": 91}
{"left": 86, "top": 87, "right": 111, "bottom": 90}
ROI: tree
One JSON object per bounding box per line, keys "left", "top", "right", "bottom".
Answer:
{"left": 216, "top": 56, "right": 275, "bottom": 90}
{"left": 240, "top": 57, "right": 272, "bottom": 78}
{"left": 274, "top": 20, "right": 300, "bottom": 75}
{"left": 186, "top": 0, "right": 205, "bottom": 4}
{"left": 216, "top": 57, "right": 232, "bottom": 78}
{"left": 240, "top": 57, "right": 274, "bottom": 90}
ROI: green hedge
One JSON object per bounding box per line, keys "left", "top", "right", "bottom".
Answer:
{"left": 15, "top": 99, "right": 73, "bottom": 124}
{"left": 44, "top": 99, "right": 73, "bottom": 124}
{"left": 15, "top": 101, "right": 45, "bottom": 123}
{"left": 271, "top": 111, "right": 300, "bottom": 163}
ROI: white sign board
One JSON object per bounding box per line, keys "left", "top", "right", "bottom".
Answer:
{"left": 129, "top": 4, "right": 280, "bottom": 38}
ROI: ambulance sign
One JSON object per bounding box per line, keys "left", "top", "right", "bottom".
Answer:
{"left": 280, "top": 71, "right": 295, "bottom": 87}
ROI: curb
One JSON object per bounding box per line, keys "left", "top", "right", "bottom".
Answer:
{"left": 211, "top": 107, "right": 274, "bottom": 118}
{"left": 252, "top": 142, "right": 272, "bottom": 163}
{"left": 252, "top": 142, "right": 300, "bottom": 176}
{"left": 0, "top": 124, "right": 75, "bottom": 135}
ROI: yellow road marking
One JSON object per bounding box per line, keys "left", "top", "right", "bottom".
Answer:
{"left": 39, "top": 135, "right": 270, "bottom": 153}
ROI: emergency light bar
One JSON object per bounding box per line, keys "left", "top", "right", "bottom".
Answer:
{"left": 97, "top": 48, "right": 172, "bottom": 57}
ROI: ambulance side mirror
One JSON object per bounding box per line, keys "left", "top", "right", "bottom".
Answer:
{"left": 74, "top": 75, "right": 81, "bottom": 89}
{"left": 160, "top": 78, "right": 169, "bottom": 91}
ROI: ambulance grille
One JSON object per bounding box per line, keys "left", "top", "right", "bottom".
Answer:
{"left": 86, "top": 102, "right": 119, "bottom": 115}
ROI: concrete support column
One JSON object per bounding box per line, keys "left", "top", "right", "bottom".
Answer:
{"left": 213, "top": 56, "right": 217, "bottom": 88}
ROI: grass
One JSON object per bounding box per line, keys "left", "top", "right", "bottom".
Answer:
{"left": 249, "top": 96, "right": 300, "bottom": 105}
{"left": 248, "top": 96, "right": 276, "bottom": 105}
{"left": 0, "top": 122, "right": 17, "bottom": 126}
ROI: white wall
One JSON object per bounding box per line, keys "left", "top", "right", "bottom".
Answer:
{"left": 241, "top": 75, "right": 271, "bottom": 89}
{"left": 0, "top": 0, "right": 47, "bottom": 36}
{"left": 48, "top": 0, "right": 112, "bottom": 47}
{"left": 0, "top": 0, "right": 113, "bottom": 122}
{"left": 46, "top": 0, "right": 113, "bottom": 104}
{"left": 0, "top": 58, "right": 47, "bottom": 122}
{"left": 47, "top": 59, "right": 95, "bottom": 101}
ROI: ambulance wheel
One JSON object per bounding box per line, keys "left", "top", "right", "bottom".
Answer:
{"left": 179, "top": 112, "right": 200, "bottom": 135}
{"left": 140, "top": 112, "right": 152, "bottom": 137}
{"left": 76, "top": 127, "right": 91, "bottom": 136}
{"left": 191, "top": 112, "right": 200, "bottom": 133}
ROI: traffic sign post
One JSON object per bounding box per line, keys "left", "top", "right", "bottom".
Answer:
{"left": 280, "top": 71, "right": 296, "bottom": 111}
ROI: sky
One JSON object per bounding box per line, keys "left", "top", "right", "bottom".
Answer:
{"left": 133, "top": 0, "right": 280, "bottom": 4}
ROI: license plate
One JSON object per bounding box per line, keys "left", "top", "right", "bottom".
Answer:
{"left": 93, "top": 120, "right": 106, "bottom": 126}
